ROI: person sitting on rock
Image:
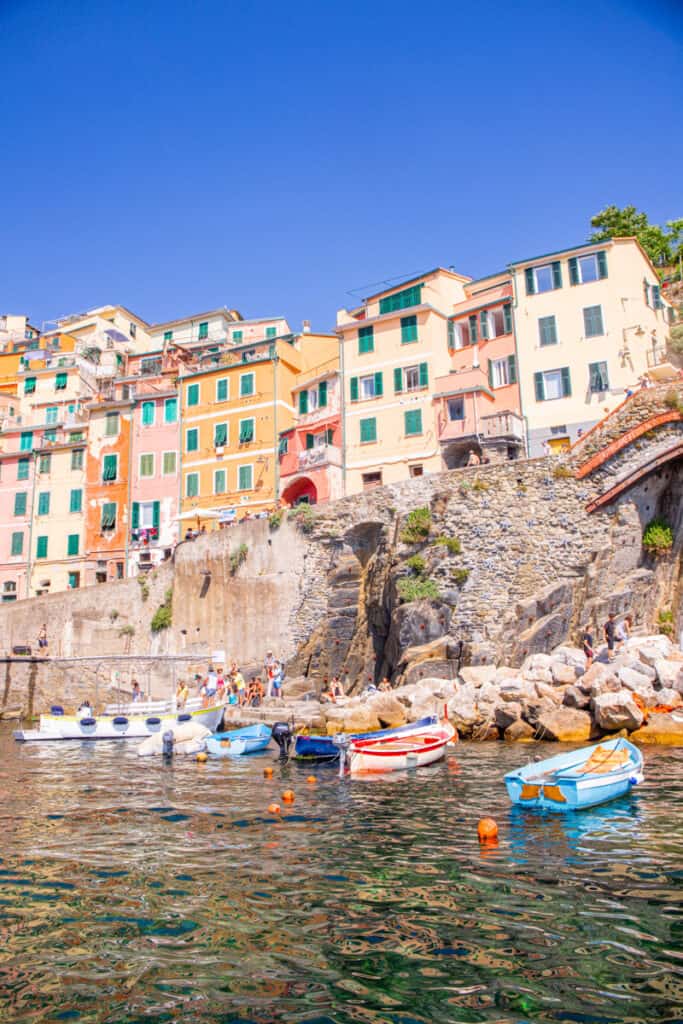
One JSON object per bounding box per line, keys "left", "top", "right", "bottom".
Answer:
{"left": 327, "top": 676, "right": 344, "bottom": 702}
{"left": 582, "top": 627, "right": 594, "bottom": 669}
{"left": 378, "top": 678, "right": 391, "bottom": 692}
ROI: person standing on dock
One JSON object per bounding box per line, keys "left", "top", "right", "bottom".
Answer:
{"left": 582, "top": 626, "right": 594, "bottom": 669}
{"left": 604, "top": 613, "right": 617, "bottom": 661}
{"left": 37, "top": 625, "right": 48, "bottom": 653}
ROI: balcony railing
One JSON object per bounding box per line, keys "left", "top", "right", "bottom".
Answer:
{"left": 297, "top": 444, "right": 342, "bottom": 470}
{"left": 646, "top": 346, "right": 669, "bottom": 368}
{"left": 438, "top": 408, "right": 524, "bottom": 443}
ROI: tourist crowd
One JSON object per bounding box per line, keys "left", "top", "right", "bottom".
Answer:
{"left": 170, "top": 650, "right": 285, "bottom": 709}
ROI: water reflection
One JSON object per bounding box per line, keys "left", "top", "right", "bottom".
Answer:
{"left": 0, "top": 730, "right": 681, "bottom": 1023}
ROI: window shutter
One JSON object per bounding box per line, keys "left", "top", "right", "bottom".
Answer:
{"left": 561, "top": 366, "right": 571, "bottom": 396}
{"left": 552, "top": 261, "right": 562, "bottom": 289}
{"left": 652, "top": 285, "right": 662, "bottom": 309}
{"left": 132, "top": 502, "right": 139, "bottom": 529}
{"left": 214, "top": 423, "right": 227, "bottom": 446}
{"left": 643, "top": 280, "right": 650, "bottom": 306}
{"left": 525, "top": 268, "right": 535, "bottom": 295}
{"left": 326, "top": 427, "right": 334, "bottom": 444}
{"left": 597, "top": 250, "right": 608, "bottom": 279}
{"left": 479, "top": 309, "right": 489, "bottom": 340}
{"left": 468, "top": 315, "right": 478, "bottom": 344}
{"left": 488, "top": 359, "right": 494, "bottom": 389}
{"left": 503, "top": 304, "right": 512, "bottom": 334}
{"left": 318, "top": 380, "right": 327, "bottom": 407}
{"left": 507, "top": 355, "right": 517, "bottom": 384}
{"left": 447, "top": 320, "right": 455, "bottom": 350}
{"left": 11, "top": 532, "right": 23, "bottom": 556}
{"left": 350, "top": 377, "right": 359, "bottom": 402}
{"left": 153, "top": 501, "right": 160, "bottom": 530}
{"left": 37, "top": 536, "right": 48, "bottom": 559}
{"left": 418, "top": 362, "right": 428, "bottom": 388}
{"left": 299, "top": 390, "right": 308, "bottom": 414}
{"left": 67, "top": 534, "right": 79, "bottom": 556}
{"left": 374, "top": 371, "right": 383, "bottom": 397}
{"left": 534, "top": 371, "right": 545, "bottom": 401}
{"left": 394, "top": 367, "right": 403, "bottom": 393}
{"left": 360, "top": 418, "right": 376, "bottom": 443}
{"left": 55, "top": 372, "right": 67, "bottom": 389}
{"left": 568, "top": 257, "right": 579, "bottom": 285}
{"left": 306, "top": 433, "right": 315, "bottom": 449}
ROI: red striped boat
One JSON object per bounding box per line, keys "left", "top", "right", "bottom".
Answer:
{"left": 347, "top": 719, "right": 456, "bottom": 774}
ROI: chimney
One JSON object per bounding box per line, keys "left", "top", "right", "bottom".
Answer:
{"left": 302, "top": 320, "right": 311, "bottom": 334}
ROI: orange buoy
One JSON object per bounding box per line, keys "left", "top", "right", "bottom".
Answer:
{"left": 477, "top": 817, "right": 498, "bottom": 843}
{"left": 264, "top": 766, "right": 273, "bottom": 778}
{"left": 196, "top": 752, "right": 208, "bottom": 763}
{"left": 306, "top": 775, "right": 317, "bottom": 784}
{"left": 282, "top": 790, "right": 295, "bottom": 803}
{"left": 267, "top": 803, "right": 281, "bottom": 814}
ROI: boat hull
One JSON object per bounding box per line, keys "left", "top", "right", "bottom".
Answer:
{"left": 504, "top": 738, "right": 644, "bottom": 811}
{"left": 14, "top": 704, "right": 225, "bottom": 742}
{"left": 206, "top": 725, "right": 272, "bottom": 757}
{"left": 294, "top": 715, "right": 438, "bottom": 762}
{"left": 348, "top": 721, "right": 456, "bottom": 774}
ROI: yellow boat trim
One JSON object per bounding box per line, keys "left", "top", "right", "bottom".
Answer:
{"left": 543, "top": 785, "right": 567, "bottom": 803}
{"left": 520, "top": 784, "right": 541, "bottom": 800}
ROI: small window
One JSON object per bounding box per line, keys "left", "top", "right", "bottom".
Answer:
{"left": 240, "top": 372, "right": 255, "bottom": 397}
{"left": 36, "top": 536, "right": 48, "bottom": 559}
{"left": 358, "top": 372, "right": 383, "bottom": 400}
{"left": 102, "top": 454, "right": 118, "bottom": 481}
{"left": 401, "top": 315, "right": 418, "bottom": 344}
{"left": 186, "top": 382, "right": 200, "bottom": 406}
{"left": 101, "top": 502, "right": 117, "bottom": 529}
{"left": 39, "top": 453, "right": 51, "bottom": 474}
{"left": 45, "top": 407, "right": 58, "bottom": 425}
{"left": 141, "top": 401, "right": 155, "bottom": 426}
{"left": 216, "top": 378, "right": 229, "bottom": 402}
{"left": 214, "top": 468, "right": 227, "bottom": 494}
{"left": 278, "top": 436, "right": 289, "bottom": 456}
{"left": 104, "top": 412, "right": 119, "bottom": 436}
{"left": 358, "top": 326, "right": 374, "bottom": 354}
{"left": 186, "top": 428, "right": 199, "bottom": 452}
{"left": 448, "top": 398, "right": 465, "bottom": 421}
{"left": 139, "top": 453, "right": 154, "bottom": 477}
{"left": 232, "top": 330, "right": 243, "bottom": 343}
{"left": 404, "top": 409, "right": 423, "bottom": 436}
{"left": 186, "top": 473, "right": 199, "bottom": 497}
{"left": 238, "top": 464, "right": 253, "bottom": 490}
{"left": 14, "top": 492, "right": 27, "bottom": 516}
{"left": 24, "top": 376, "right": 36, "bottom": 395}
{"left": 163, "top": 330, "right": 173, "bottom": 342}
{"left": 214, "top": 422, "right": 228, "bottom": 446}
{"left": 538, "top": 316, "right": 558, "bottom": 347}
{"left": 20, "top": 431, "right": 33, "bottom": 451}
{"left": 265, "top": 326, "right": 277, "bottom": 339}
{"left": 362, "top": 471, "right": 382, "bottom": 490}
{"left": 68, "top": 571, "right": 80, "bottom": 589}
{"left": 70, "top": 431, "right": 84, "bottom": 442}
{"left": 526, "top": 261, "right": 562, "bottom": 294}
{"left": 71, "top": 449, "right": 84, "bottom": 471}
{"left": 3, "top": 580, "right": 17, "bottom": 593}
{"left": 535, "top": 367, "right": 571, "bottom": 401}
{"left": 44, "top": 429, "right": 56, "bottom": 443}
{"left": 198, "top": 322, "right": 209, "bottom": 340}
{"left": 129, "top": 322, "right": 137, "bottom": 338}
{"left": 67, "top": 534, "right": 79, "bottom": 556}
{"left": 38, "top": 492, "right": 50, "bottom": 516}
{"left": 162, "top": 451, "right": 177, "bottom": 475}
{"left": 589, "top": 361, "right": 610, "bottom": 393}
{"left": 409, "top": 465, "right": 424, "bottom": 477}
{"left": 70, "top": 489, "right": 82, "bottom": 513}
{"left": 17, "top": 458, "right": 29, "bottom": 481}
{"left": 10, "top": 532, "right": 23, "bottom": 556}
{"left": 379, "top": 284, "right": 422, "bottom": 314}
{"left": 164, "top": 397, "right": 177, "bottom": 423}
{"left": 239, "top": 418, "right": 254, "bottom": 443}
{"left": 360, "top": 417, "right": 377, "bottom": 444}
{"left": 583, "top": 305, "right": 604, "bottom": 338}
{"left": 55, "top": 372, "right": 68, "bottom": 390}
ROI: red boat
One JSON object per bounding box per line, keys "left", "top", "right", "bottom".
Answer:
{"left": 347, "top": 719, "right": 456, "bottom": 774}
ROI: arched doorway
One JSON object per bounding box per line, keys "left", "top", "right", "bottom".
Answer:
{"left": 282, "top": 476, "right": 318, "bottom": 506}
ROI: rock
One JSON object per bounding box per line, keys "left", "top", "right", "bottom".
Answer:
{"left": 550, "top": 662, "right": 577, "bottom": 685}
{"left": 521, "top": 653, "right": 553, "bottom": 673}
{"left": 325, "top": 705, "right": 381, "bottom": 734}
{"left": 589, "top": 675, "right": 622, "bottom": 698}
{"left": 459, "top": 665, "right": 497, "bottom": 688}
{"left": 478, "top": 682, "right": 502, "bottom": 705}
{"left": 563, "top": 685, "right": 591, "bottom": 710}
{"left": 617, "top": 666, "right": 659, "bottom": 697}
{"left": 495, "top": 702, "right": 522, "bottom": 731}
{"left": 494, "top": 666, "right": 518, "bottom": 683}
{"left": 521, "top": 696, "right": 560, "bottom": 728}
{"left": 592, "top": 690, "right": 644, "bottom": 732}
{"left": 654, "top": 687, "right": 683, "bottom": 708}
{"left": 386, "top": 602, "right": 452, "bottom": 668}
{"left": 498, "top": 678, "right": 537, "bottom": 701}
{"left": 551, "top": 645, "right": 587, "bottom": 674}
{"left": 446, "top": 693, "right": 482, "bottom": 737}
{"left": 403, "top": 660, "right": 456, "bottom": 688}
{"left": 535, "top": 681, "right": 564, "bottom": 703}
{"left": 631, "top": 636, "right": 673, "bottom": 667}
{"left": 612, "top": 654, "right": 656, "bottom": 680}
{"left": 580, "top": 663, "right": 617, "bottom": 690}
{"left": 654, "top": 659, "right": 683, "bottom": 691}
{"left": 478, "top": 724, "right": 500, "bottom": 742}
{"left": 536, "top": 708, "right": 593, "bottom": 742}
{"left": 504, "top": 720, "right": 535, "bottom": 742}
{"left": 366, "top": 693, "right": 407, "bottom": 728}
{"left": 523, "top": 667, "right": 554, "bottom": 684}
{"left": 419, "top": 676, "right": 457, "bottom": 699}
{"left": 630, "top": 712, "right": 683, "bottom": 745}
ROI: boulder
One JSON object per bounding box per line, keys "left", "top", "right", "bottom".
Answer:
{"left": 523, "top": 667, "right": 554, "bottom": 684}
{"left": 498, "top": 678, "right": 537, "bottom": 701}
{"left": 617, "top": 666, "right": 659, "bottom": 699}
{"left": 536, "top": 708, "right": 593, "bottom": 743}
{"left": 580, "top": 662, "right": 617, "bottom": 691}
{"left": 654, "top": 687, "right": 683, "bottom": 709}
{"left": 550, "top": 662, "right": 577, "bottom": 686}
{"left": 521, "top": 696, "right": 560, "bottom": 728}
{"left": 592, "top": 690, "right": 644, "bottom": 732}
{"left": 551, "top": 645, "right": 587, "bottom": 674}
{"left": 630, "top": 712, "right": 683, "bottom": 745}
{"left": 521, "top": 653, "right": 553, "bottom": 673}
{"left": 325, "top": 706, "right": 381, "bottom": 734}
{"left": 631, "top": 636, "right": 673, "bottom": 667}
{"left": 446, "top": 693, "right": 482, "bottom": 738}
{"left": 366, "top": 693, "right": 407, "bottom": 729}
{"left": 478, "top": 682, "right": 502, "bottom": 705}
{"left": 654, "top": 659, "right": 683, "bottom": 691}
{"left": 459, "top": 665, "right": 497, "bottom": 688}
{"left": 494, "top": 666, "right": 519, "bottom": 683}
{"left": 535, "top": 681, "right": 564, "bottom": 704}
{"left": 612, "top": 654, "right": 656, "bottom": 680}
{"left": 563, "top": 685, "right": 591, "bottom": 710}
{"left": 386, "top": 602, "right": 452, "bottom": 668}
{"left": 419, "top": 676, "right": 457, "bottom": 699}
{"left": 494, "top": 702, "right": 522, "bottom": 731}
{"left": 504, "top": 720, "right": 535, "bottom": 742}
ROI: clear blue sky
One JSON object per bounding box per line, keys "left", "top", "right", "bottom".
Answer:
{"left": 2, "top": 0, "right": 681, "bottom": 334}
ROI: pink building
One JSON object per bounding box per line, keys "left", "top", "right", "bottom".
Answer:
{"left": 278, "top": 367, "right": 343, "bottom": 506}
{"left": 0, "top": 418, "right": 36, "bottom": 602}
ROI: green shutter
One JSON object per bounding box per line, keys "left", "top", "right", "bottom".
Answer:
{"left": 525, "top": 268, "right": 536, "bottom": 295}
{"left": 186, "top": 428, "right": 198, "bottom": 452}
{"left": 568, "top": 257, "right": 579, "bottom": 286}
{"left": 561, "top": 366, "right": 572, "bottom": 397}
{"left": 589, "top": 361, "right": 609, "bottom": 392}
{"left": 101, "top": 502, "right": 116, "bottom": 529}
{"left": 67, "top": 534, "right": 79, "bottom": 556}
{"left": 103, "top": 454, "right": 117, "bottom": 480}
{"left": 17, "top": 458, "right": 29, "bottom": 480}
{"left": 306, "top": 433, "right": 315, "bottom": 449}
{"left": 379, "top": 284, "right": 422, "bottom": 314}
{"left": 358, "top": 326, "right": 374, "bottom": 354}
{"left": 11, "top": 532, "right": 23, "bottom": 556}
{"left": 652, "top": 285, "right": 663, "bottom": 309}
{"left": 350, "top": 377, "right": 359, "bottom": 402}
{"left": 404, "top": 409, "right": 422, "bottom": 435}
{"left": 216, "top": 379, "right": 228, "bottom": 402}
{"left": 507, "top": 355, "right": 517, "bottom": 384}
{"left": 503, "top": 304, "right": 512, "bottom": 334}
{"left": 36, "top": 536, "right": 48, "bottom": 559}
{"left": 318, "top": 380, "right": 327, "bottom": 406}
{"left": 38, "top": 492, "right": 50, "bottom": 516}
{"left": 468, "top": 315, "right": 478, "bottom": 344}
{"left": 20, "top": 431, "right": 33, "bottom": 451}
{"left": 597, "top": 250, "right": 608, "bottom": 279}
{"left": 418, "top": 362, "right": 428, "bottom": 388}
{"left": 132, "top": 501, "right": 139, "bottom": 529}
{"left": 198, "top": 322, "right": 208, "bottom": 339}
{"left": 187, "top": 383, "right": 199, "bottom": 406}
{"left": 14, "top": 492, "right": 27, "bottom": 516}
{"left": 71, "top": 449, "right": 84, "bottom": 471}
{"left": 240, "top": 373, "right": 254, "bottom": 396}
{"left": 165, "top": 397, "right": 178, "bottom": 422}
{"left": 214, "top": 469, "right": 226, "bottom": 493}
{"left": 552, "top": 261, "right": 562, "bottom": 289}
{"left": 479, "top": 310, "right": 489, "bottom": 340}
{"left": 142, "top": 401, "right": 155, "bottom": 425}
{"left": 401, "top": 315, "right": 418, "bottom": 343}
{"left": 153, "top": 501, "right": 160, "bottom": 530}
{"left": 299, "top": 390, "right": 308, "bottom": 414}
{"left": 70, "top": 489, "right": 82, "bottom": 513}
{"left": 214, "top": 423, "right": 227, "bottom": 446}
{"left": 278, "top": 437, "right": 288, "bottom": 456}
{"left": 534, "top": 371, "right": 545, "bottom": 401}
{"left": 360, "top": 418, "right": 376, "bottom": 443}
{"left": 164, "top": 330, "right": 173, "bottom": 342}
{"left": 447, "top": 320, "right": 455, "bottom": 350}
{"left": 374, "top": 371, "right": 383, "bottom": 397}
{"left": 326, "top": 427, "right": 334, "bottom": 444}
{"left": 186, "top": 474, "right": 198, "bottom": 498}
{"left": 55, "top": 372, "right": 67, "bottom": 390}
{"left": 238, "top": 465, "right": 252, "bottom": 490}
{"left": 24, "top": 377, "right": 36, "bottom": 394}
{"left": 488, "top": 359, "right": 494, "bottom": 389}
{"left": 394, "top": 367, "right": 403, "bottom": 393}
{"left": 239, "top": 420, "right": 254, "bottom": 443}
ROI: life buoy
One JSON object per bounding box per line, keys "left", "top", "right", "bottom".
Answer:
{"left": 80, "top": 717, "right": 96, "bottom": 727}
{"left": 177, "top": 713, "right": 191, "bottom": 723}
{"left": 113, "top": 716, "right": 128, "bottom": 726}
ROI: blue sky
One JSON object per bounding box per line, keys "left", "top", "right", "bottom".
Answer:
{"left": 1, "top": 0, "right": 681, "bottom": 334}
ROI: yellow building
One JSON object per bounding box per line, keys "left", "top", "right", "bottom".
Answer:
{"left": 29, "top": 436, "right": 87, "bottom": 596}
{"left": 180, "top": 333, "right": 337, "bottom": 520}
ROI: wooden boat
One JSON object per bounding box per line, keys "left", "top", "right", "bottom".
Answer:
{"left": 13, "top": 702, "right": 225, "bottom": 742}
{"left": 294, "top": 715, "right": 438, "bottom": 763}
{"left": 347, "top": 720, "right": 456, "bottom": 774}
{"left": 205, "top": 724, "right": 272, "bottom": 757}
{"left": 504, "top": 737, "right": 644, "bottom": 812}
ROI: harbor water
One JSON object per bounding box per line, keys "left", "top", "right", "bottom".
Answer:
{"left": 0, "top": 725, "right": 682, "bottom": 1023}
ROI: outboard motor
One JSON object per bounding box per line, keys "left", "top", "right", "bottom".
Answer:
{"left": 271, "top": 721, "right": 293, "bottom": 759}
{"left": 162, "top": 730, "right": 175, "bottom": 759}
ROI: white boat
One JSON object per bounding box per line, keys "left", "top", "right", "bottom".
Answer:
{"left": 347, "top": 720, "right": 456, "bottom": 774}
{"left": 13, "top": 702, "right": 225, "bottom": 742}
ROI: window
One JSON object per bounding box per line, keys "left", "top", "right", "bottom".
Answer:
{"left": 538, "top": 316, "right": 558, "bottom": 347}
{"left": 24, "top": 376, "right": 36, "bottom": 395}
{"left": 163, "top": 397, "right": 177, "bottom": 423}
{"left": 240, "top": 372, "right": 255, "bottom": 397}
{"left": 14, "top": 492, "right": 27, "bottom": 516}
{"left": 55, "top": 372, "right": 67, "bottom": 390}
{"left": 20, "top": 431, "right": 33, "bottom": 451}
{"left": 214, "top": 422, "right": 228, "bottom": 446}
{"left": 70, "top": 489, "right": 82, "bottom": 513}
{"left": 10, "top": 532, "right": 23, "bottom": 556}
{"left": 401, "top": 315, "right": 418, "bottom": 344}
{"left": 583, "top": 305, "right": 604, "bottom": 338}
{"left": 265, "top": 326, "right": 277, "bottom": 339}
{"left": 232, "top": 330, "right": 243, "bottom": 343}
{"left": 651, "top": 284, "right": 663, "bottom": 310}
{"left": 44, "top": 429, "right": 56, "bottom": 443}
{"left": 362, "top": 471, "right": 382, "bottom": 490}
{"left": 185, "top": 473, "right": 199, "bottom": 498}
{"left": 448, "top": 398, "right": 465, "bottom": 421}
{"left": 71, "top": 449, "right": 84, "bottom": 471}
{"left": 488, "top": 355, "right": 517, "bottom": 389}
{"left": 569, "top": 250, "right": 608, "bottom": 285}
{"left": 589, "top": 361, "right": 610, "bottom": 393}
{"left": 239, "top": 418, "right": 254, "bottom": 443}
{"left": 141, "top": 401, "right": 155, "bottom": 426}
{"left": 105, "top": 412, "right": 119, "bottom": 436}
{"left": 214, "top": 468, "right": 227, "bottom": 494}
{"left": 102, "top": 454, "right": 118, "bottom": 481}
{"left": 129, "top": 322, "right": 137, "bottom": 338}
{"left": 17, "top": 458, "right": 29, "bottom": 481}
{"left": 186, "top": 428, "right": 199, "bottom": 452}
{"left": 360, "top": 417, "right": 377, "bottom": 443}
{"left": 38, "top": 492, "right": 50, "bottom": 516}
{"left": 198, "top": 321, "right": 209, "bottom": 340}
{"left": 39, "top": 453, "right": 51, "bottom": 474}
{"left": 238, "top": 464, "right": 253, "bottom": 490}
{"left": 139, "top": 453, "right": 154, "bottom": 477}
{"left": 67, "top": 534, "right": 79, "bottom": 556}
{"left": 101, "top": 502, "right": 117, "bottom": 530}
{"left": 278, "top": 436, "right": 289, "bottom": 456}
{"left": 45, "top": 406, "right": 58, "bottom": 424}
{"left": 404, "top": 409, "right": 423, "bottom": 436}
{"left": 525, "top": 261, "right": 562, "bottom": 295}
{"left": 534, "top": 367, "right": 572, "bottom": 401}
{"left": 216, "top": 378, "right": 229, "bottom": 402}
{"left": 68, "top": 572, "right": 80, "bottom": 589}
{"left": 349, "top": 372, "right": 383, "bottom": 402}
{"left": 358, "top": 325, "right": 374, "bottom": 354}
{"left": 318, "top": 380, "right": 328, "bottom": 407}
{"left": 409, "top": 465, "right": 424, "bottom": 477}
{"left": 162, "top": 451, "right": 177, "bottom": 475}
{"left": 36, "top": 536, "right": 48, "bottom": 559}
{"left": 298, "top": 389, "right": 311, "bottom": 414}
{"left": 379, "top": 284, "right": 422, "bottom": 314}
{"left": 503, "top": 303, "right": 513, "bottom": 334}
{"left": 70, "top": 431, "right": 84, "bottom": 442}
{"left": 394, "top": 363, "right": 428, "bottom": 393}
{"left": 186, "top": 382, "right": 199, "bottom": 406}
{"left": 163, "top": 330, "right": 173, "bottom": 342}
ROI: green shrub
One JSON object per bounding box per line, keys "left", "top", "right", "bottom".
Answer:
{"left": 458, "top": 481, "right": 471, "bottom": 497}
{"left": 396, "top": 577, "right": 440, "bottom": 602}
{"left": 109, "top": 609, "right": 119, "bottom": 621}
{"left": 151, "top": 587, "right": 173, "bottom": 632}
{"left": 230, "top": 543, "right": 249, "bottom": 575}
{"left": 642, "top": 517, "right": 674, "bottom": 555}
{"left": 453, "top": 568, "right": 470, "bottom": 585}
{"left": 137, "top": 576, "right": 150, "bottom": 601}
{"left": 400, "top": 507, "right": 432, "bottom": 544}
{"left": 670, "top": 322, "right": 683, "bottom": 354}
{"left": 657, "top": 608, "right": 674, "bottom": 636}
{"left": 405, "top": 554, "right": 426, "bottom": 575}
{"left": 552, "top": 464, "right": 573, "bottom": 479}
{"left": 664, "top": 388, "right": 682, "bottom": 411}
{"left": 293, "top": 504, "right": 316, "bottom": 533}
{"left": 269, "top": 510, "right": 283, "bottom": 530}
{"left": 433, "top": 535, "right": 461, "bottom": 555}
{"left": 118, "top": 624, "right": 135, "bottom": 637}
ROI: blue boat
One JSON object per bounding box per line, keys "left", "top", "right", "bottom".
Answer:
{"left": 294, "top": 715, "right": 438, "bottom": 763}
{"left": 504, "top": 737, "right": 644, "bottom": 812}
{"left": 206, "top": 724, "right": 272, "bottom": 757}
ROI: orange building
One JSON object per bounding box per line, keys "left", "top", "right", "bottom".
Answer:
{"left": 84, "top": 400, "right": 133, "bottom": 584}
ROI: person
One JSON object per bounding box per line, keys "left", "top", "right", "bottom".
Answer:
{"left": 234, "top": 667, "right": 246, "bottom": 705}
{"left": 184, "top": 528, "right": 193, "bottom": 541}
{"left": 38, "top": 624, "right": 48, "bottom": 651}
{"left": 249, "top": 677, "right": 264, "bottom": 707}
{"left": 216, "top": 670, "right": 226, "bottom": 700}
{"left": 77, "top": 700, "right": 93, "bottom": 719}
{"left": 616, "top": 614, "right": 632, "bottom": 651}
{"left": 271, "top": 662, "right": 283, "bottom": 700}
{"left": 582, "top": 626, "right": 594, "bottom": 669}
{"left": 379, "top": 677, "right": 391, "bottom": 692}
{"left": 604, "top": 613, "right": 617, "bottom": 661}
{"left": 264, "top": 649, "right": 276, "bottom": 679}
{"left": 466, "top": 449, "right": 480, "bottom": 466}
{"left": 227, "top": 684, "right": 239, "bottom": 706}
{"left": 205, "top": 670, "right": 217, "bottom": 703}
{"left": 207, "top": 665, "right": 217, "bottom": 691}
{"left": 541, "top": 439, "right": 552, "bottom": 457}
{"left": 175, "top": 679, "right": 189, "bottom": 708}
{"left": 131, "top": 680, "right": 142, "bottom": 703}
{"left": 325, "top": 676, "right": 344, "bottom": 702}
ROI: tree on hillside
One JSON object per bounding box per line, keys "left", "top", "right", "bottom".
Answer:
{"left": 589, "top": 205, "right": 683, "bottom": 268}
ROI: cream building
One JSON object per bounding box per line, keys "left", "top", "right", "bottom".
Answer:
{"left": 29, "top": 436, "right": 87, "bottom": 596}
{"left": 148, "top": 310, "right": 289, "bottom": 354}
{"left": 511, "top": 238, "right": 676, "bottom": 455}
{"left": 53, "top": 305, "right": 153, "bottom": 354}
{"left": 337, "top": 268, "right": 470, "bottom": 493}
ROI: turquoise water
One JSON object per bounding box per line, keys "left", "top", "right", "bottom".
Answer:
{"left": 0, "top": 726, "right": 682, "bottom": 1023}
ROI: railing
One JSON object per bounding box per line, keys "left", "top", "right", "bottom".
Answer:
{"left": 646, "top": 347, "right": 670, "bottom": 368}
{"left": 437, "top": 407, "right": 524, "bottom": 443}
{"left": 480, "top": 411, "right": 525, "bottom": 440}
{"left": 297, "top": 444, "right": 342, "bottom": 470}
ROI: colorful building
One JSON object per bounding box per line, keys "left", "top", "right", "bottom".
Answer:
{"left": 53, "top": 305, "right": 153, "bottom": 354}
{"left": 29, "top": 435, "right": 87, "bottom": 596}
{"left": 84, "top": 400, "right": 133, "bottom": 584}
{"left": 0, "top": 430, "right": 34, "bottom": 602}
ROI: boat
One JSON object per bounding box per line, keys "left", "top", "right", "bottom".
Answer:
{"left": 294, "top": 714, "right": 439, "bottom": 763}
{"left": 346, "top": 720, "right": 456, "bottom": 774}
{"left": 504, "top": 737, "right": 644, "bottom": 811}
{"left": 13, "top": 702, "right": 225, "bottom": 742}
{"left": 205, "top": 724, "right": 272, "bottom": 757}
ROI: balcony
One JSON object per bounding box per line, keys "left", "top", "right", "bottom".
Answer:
{"left": 437, "top": 401, "right": 524, "bottom": 444}
{"left": 297, "top": 444, "right": 342, "bottom": 471}
{"left": 646, "top": 346, "right": 679, "bottom": 381}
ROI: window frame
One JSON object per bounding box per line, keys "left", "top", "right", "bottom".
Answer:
{"left": 139, "top": 452, "right": 155, "bottom": 478}
{"left": 141, "top": 400, "right": 156, "bottom": 427}
{"left": 239, "top": 417, "right": 255, "bottom": 444}
{"left": 67, "top": 534, "right": 80, "bottom": 557}
{"left": 359, "top": 417, "right": 377, "bottom": 444}
{"left": 163, "top": 396, "right": 178, "bottom": 423}
{"left": 186, "top": 382, "right": 200, "bottom": 407}
{"left": 186, "top": 427, "right": 199, "bottom": 453}
{"left": 404, "top": 408, "right": 423, "bottom": 436}
{"left": 239, "top": 371, "right": 255, "bottom": 398}
{"left": 185, "top": 472, "right": 199, "bottom": 498}
{"left": 214, "top": 422, "right": 228, "bottom": 447}
{"left": 447, "top": 397, "right": 465, "bottom": 421}
{"left": 538, "top": 315, "right": 558, "bottom": 347}
{"left": 358, "top": 325, "right": 374, "bottom": 354}
{"left": 100, "top": 502, "right": 117, "bottom": 530}
{"left": 10, "top": 531, "right": 24, "bottom": 557}
{"left": 14, "top": 492, "right": 27, "bottom": 516}
{"left": 162, "top": 451, "right": 177, "bottom": 476}
{"left": 237, "top": 463, "right": 253, "bottom": 491}
{"left": 214, "top": 468, "right": 227, "bottom": 494}
{"left": 69, "top": 488, "right": 82, "bottom": 513}
{"left": 215, "top": 377, "right": 230, "bottom": 402}
{"left": 400, "top": 315, "right": 418, "bottom": 344}
{"left": 583, "top": 304, "right": 605, "bottom": 338}
{"left": 37, "top": 491, "right": 50, "bottom": 517}
{"left": 102, "top": 453, "right": 118, "bottom": 482}
{"left": 71, "top": 449, "right": 84, "bottom": 471}
{"left": 36, "top": 535, "right": 48, "bottom": 559}
{"left": 45, "top": 406, "right": 59, "bottom": 425}
{"left": 17, "top": 457, "right": 30, "bottom": 481}
{"left": 104, "top": 411, "right": 119, "bottom": 437}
